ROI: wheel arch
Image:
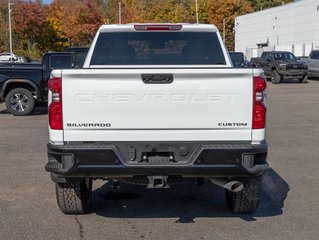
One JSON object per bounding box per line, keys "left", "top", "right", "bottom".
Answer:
{"left": 1, "top": 79, "right": 40, "bottom": 100}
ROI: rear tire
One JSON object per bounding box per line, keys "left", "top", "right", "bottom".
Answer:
{"left": 271, "top": 70, "right": 281, "bottom": 84}
{"left": 225, "top": 176, "right": 262, "bottom": 213}
{"left": 55, "top": 179, "right": 92, "bottom": 214}
{"left": 5, "top": 88, "right": 35, "bottom": 116}
{"left": 299, "top": 74, "right": 308, "bottom": 83}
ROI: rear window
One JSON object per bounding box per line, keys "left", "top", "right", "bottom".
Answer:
{"left": 90, "top": 32, "right": 226, "bottom": 65}
{"left": 50, "top": 55, "right": 72, "bottom": 69}
{"left": 229, "top": 53, "right": 244, "bottom": 62}
{"left": 72, "top": 53, "right": 87, "bottom": 68}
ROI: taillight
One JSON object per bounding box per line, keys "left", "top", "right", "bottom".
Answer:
{"left": 48, "top": 77, "right": 63, "bottom": 130}
{"left": 134, "top": 25, "right": 182, "bottom": 31}
{"left": 253, "top": 76, "right": 267, "bottom": 129}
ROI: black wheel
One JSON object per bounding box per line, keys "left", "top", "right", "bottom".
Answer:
{"left": 299, "top": 74, "right": 308, "bottom": 83}
{"left": 5, "top": 88, "right": 35, "bottom": 116}
{"left": 271, "top": 70, "right": 281, "bottom": 84}
{"left": 225, "top": 176, "right": 262, "bottom": 213}
{"left": 55, "top": 179, "right": 92, "bottom": 214}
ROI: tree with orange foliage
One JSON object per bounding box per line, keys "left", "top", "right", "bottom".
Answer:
{"left": 12, "top": 0, "right": 46, "bottom": 57}
{"left": 2, "top": 0, "right": 291, "bottom": 59}
{"left": 207, "top": 0, "right": 253, "bottom": 50}
{"left": 47, "top": 0, "right": 104, "bottom": 46}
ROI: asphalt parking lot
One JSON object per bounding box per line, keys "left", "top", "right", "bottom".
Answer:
{"left": 0, "top": 80, "right": 318, "bottom": 240}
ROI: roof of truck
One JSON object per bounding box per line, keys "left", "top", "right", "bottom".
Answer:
{"left": 99, "top": 23, "right": 218, "bottom": 32}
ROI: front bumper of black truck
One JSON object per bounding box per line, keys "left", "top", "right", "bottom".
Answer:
{"left": 46, "top": 142, "right": 269, "bottom": 181}
{"left": 277, "top": 68, "right": 307, "bottom": 80}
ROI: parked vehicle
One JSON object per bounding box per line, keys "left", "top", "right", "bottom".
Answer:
{"left": 0, "top": 52, "right": 25, "bottom": 62}
{"left": 250, "top": 51, "right": 308, "bottom": 84}
{"left": 229, "top": 52, "right": 250, "bottom": 68}
{"left": 65, "top": 47, "right": 89, "bottom": 68}
{"left": 46, "top": 23, "right": 269, "bottom": 215}
{"left": 300, "top": 50, "right": 319, "bottom": 77}
{"left": 0, "top": 50, "right": 87, "bottom": 115}
{"left": 65, "top": 47, "right": 89, "bottom": 53}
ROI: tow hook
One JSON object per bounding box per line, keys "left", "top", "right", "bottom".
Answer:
{"left": 147, "top": 176, "right": 169, "bottom": 189}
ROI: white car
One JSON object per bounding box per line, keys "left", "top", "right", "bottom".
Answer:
{"left": 0, "top": 52, "right": 25, "bottom": 62}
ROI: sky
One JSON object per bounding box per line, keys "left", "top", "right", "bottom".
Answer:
{"left": 42, "top": 0, "right": 53, "bottom": 4}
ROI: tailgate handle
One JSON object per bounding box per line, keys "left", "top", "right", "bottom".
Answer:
{"left": 142, "top": 74, "right": 173, "bottom": 84}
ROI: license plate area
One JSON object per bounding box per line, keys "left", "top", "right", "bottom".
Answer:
{"left": 141, "top": 152, "right": 175, "bottom": 164}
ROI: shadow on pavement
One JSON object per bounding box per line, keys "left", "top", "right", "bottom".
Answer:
{"left": 280, "top": 79, "right": 306, "bottom": 84}
{"left": 91, "top": 168, "right": 289, "bottom": 222}
{"left": 308, "top": 77, "right": 319, "bottom": 81}
{"left": 280, "top": 77, "right": 319, "bottom": 83}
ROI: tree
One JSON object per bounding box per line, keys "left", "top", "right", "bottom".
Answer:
{"left": 0, "top": 0, "right": 21, "bottom": 52}
{"left": 47, "top": 0, "right": 104, "bottom": 46}
{"left": 1, "top": 0, "right": 295, "bottom": 58}
{"left": 40, "top": 16, "right": 69, "bottom": 51}
{"left": 102, "top": 0, "right": 253, "bottom": 49}
{"left": 12, "top": 0, "right": 47, "bottom": 58}
{"left": 207, "top": 0, "right": 253, "bottom": 50}
{"left": 99, "top": 0, "right": 118, "bottom": 24}
{"left": 121, "top": 0, "right": 148, "bottom": 23}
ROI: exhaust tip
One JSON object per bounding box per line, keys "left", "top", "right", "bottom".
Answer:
{"left": 229, "top": 181, "right": 244, "bottom": 192}
{"left": 210, "top": 178, "right": 244, "bottom": 192}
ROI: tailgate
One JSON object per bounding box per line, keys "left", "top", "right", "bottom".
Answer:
{"left": 62, "top": 68, "right": 253, "bottom": 141}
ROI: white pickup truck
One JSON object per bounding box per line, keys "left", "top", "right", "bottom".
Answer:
{"left": 46, "top": 24, "right": 269, "bottom": 214}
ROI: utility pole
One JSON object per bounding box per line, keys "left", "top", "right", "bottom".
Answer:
{"left": 8, "top": 3, "right": 13, "bottom": 54}
{"left": 195, "top": 0, "right": 199, "bottom": 24}
{"left": 223, "top": 18, "right": 226, "bottom": 43}
{"left": 118, "top": 1, "right": 122, "bottom": 24}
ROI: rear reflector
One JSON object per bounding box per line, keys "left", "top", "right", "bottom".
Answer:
{"left": 134, "top": 25, "right": 182, "bottom": 31}
{"left": 253, "top": 76, "right": 267, "bottom": 129}
{"left": 48, "top": 77, "right": 63, "bottom": 130}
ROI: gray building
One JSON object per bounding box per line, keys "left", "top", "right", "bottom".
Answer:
{"left": 235, "top": 0, "right": 319, "bottom": 59}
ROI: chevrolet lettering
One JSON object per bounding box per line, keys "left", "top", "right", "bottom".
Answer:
{"left": 75, "top": 92, "right": 239, "bottom": 104}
